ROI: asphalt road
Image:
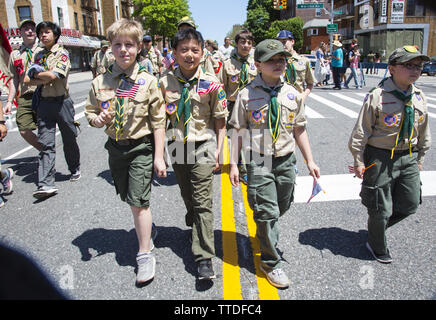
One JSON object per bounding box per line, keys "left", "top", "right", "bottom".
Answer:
{"left": 1, "top": 70, "right": 435, "bottom": 302}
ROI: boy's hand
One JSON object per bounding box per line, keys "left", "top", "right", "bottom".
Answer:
{"left": 4, "top": 101, "right": 13, "bottom": 115}
{"left": 93, "top": 109, "right": 112, "bottom": 127}
{"left": 354, "top": 165, "right": 365, "bottom": 179}
{"left": 154, "top": 157, "right": 167, "bottom": 178}
{"left": 307, "top": 160, "right": 320, "bottom": 179}
{"left": 0, "top": 124, "right": 7, "bottom": 140}
{"left": 418, "top": 164, "right": 423, "bottom": 171}
{"left": 229, "top": 164, "right": 240, "bottom": 187}
{"left": 213, "top": 149, "right": 222, "bottom": 172}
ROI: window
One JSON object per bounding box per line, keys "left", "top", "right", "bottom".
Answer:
{"left": 406, "top": 0, "right": 425, "bottom": 16}
{"left": 74, "top": 12, "right": 79, "bottom": 30}
{"left": 18, "top": 6, "right": 32, "bottom": 21}
{"left": 315, "top": 8, "right": 322, "bottom": 17}
{"left": 83, "top": 14, "right": 87, "bottom": 32}
{"left": 57, "top": 7, "right": 64, "bottom": 28}
{"left": 307, "top": 29, "right": 318, "bottom": 36}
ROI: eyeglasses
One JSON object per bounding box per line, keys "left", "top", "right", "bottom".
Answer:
{"left": 398, "top": 63, "right": 423, "bottom": 71}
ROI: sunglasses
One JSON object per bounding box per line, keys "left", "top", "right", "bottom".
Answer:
{"left": 398, "top": 62, "right": 424, "bottom": 71}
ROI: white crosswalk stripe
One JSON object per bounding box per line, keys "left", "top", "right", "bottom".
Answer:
{"left": 309, "top": 93, "right": 359, "bottom": 118}
{"left": 328, "top": 92, "right": 364, "bottom": 106}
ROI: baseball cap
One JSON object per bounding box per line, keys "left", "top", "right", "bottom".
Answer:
{"left": 19, "top": 19, "right": 36, "bottom": 29}
{"left": 333, "top": 41, "right": 342, "bottom": 47}
{"left": 101, "top": 40, "right": 110, "bottom": 48}
{"left": 254, "top": 39, "right": 292, "bottom": 62}
{"left": 388, "top": 45, "right": 430, "bottom": 64}
{"left": 177, "top": 16, "right": 196, "bottom": 29}
{"left": 276, "top": 30, "right": 294, "bottom": 40}
{"left": 143, "top": 35, "right": 152, "bottom": 42}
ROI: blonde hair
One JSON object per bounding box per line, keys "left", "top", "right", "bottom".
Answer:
{"left": 107, "top": 19, "right": 143, "bottom": 44}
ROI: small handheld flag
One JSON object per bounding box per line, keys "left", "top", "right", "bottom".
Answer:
{"left": 307, "top": 178, "right": 325, "bottom": 204}
{"left": 197, "top": 79, "right": 223, "bottom": 95}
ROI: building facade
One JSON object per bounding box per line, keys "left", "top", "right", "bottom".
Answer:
{"left": 0, "top": 0, "right": 134, "bottom": 70}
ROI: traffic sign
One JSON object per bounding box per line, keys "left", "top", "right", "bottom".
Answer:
{"left": 333, "top": 10, "right": 343, "bottom": 15}
{"left": 327, "top": 24, "right": 338, "bottom": 33}
{"left": 297, "top": 3, "right": 323, "bottom": 9}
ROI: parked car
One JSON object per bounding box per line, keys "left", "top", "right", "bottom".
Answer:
{"left": 302, "top": 54, "right": 316, "bottom": 68}
{"left": 422, "top": 59, "right": 436, "bottom": 76}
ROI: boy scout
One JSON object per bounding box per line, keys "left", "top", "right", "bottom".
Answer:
{"left": 24, "top": 21, "right": 81, "bottom": 199}
{"left": 91, "top": 40, "right": 113, "bottom": 78}
{"left": 276, "top": 30, "right": 315, "bottom": 102}
{"left": 4, "top": 19, "right": 41, "bottom": 151}
{"left": 349, "top": 46, "right": 431, "bottom": 264}
{"left": 159, "top": 28, "right": 227, "bottom": 281}
{"left": 229, "top": 39, "right": 320, "bottom": 288}
{"left": 141, "top": 35, "right": 162, "bottom": 77}
{"left": 85, "top": 19, "right": 166, "bottom": 285}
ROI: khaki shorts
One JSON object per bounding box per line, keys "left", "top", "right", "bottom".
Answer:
{"left": 105, "top": 136, "right": 154, "bottom": 208}
{"left": 16, "top": 95, "right": 37, "bottom": 131}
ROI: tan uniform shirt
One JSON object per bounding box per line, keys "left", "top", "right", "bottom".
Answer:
{"left": 222, "top": 52, "right": 257, "bottom": 102}
{"left": 200, "top": 49, "right": 216, "bottom": 76}
{"left": 287, "top": 51, "right": 315, "bottom": 93}
{"left": 349, "top": 77, "right": 431, "bottom": 166}
{"left": 85, "top": 62, "right": 166, "bottom": 140}
{"left": 144, "top": 46, "right": 162, "bottom": 75}
{"left": 33, "top": 43, "right": 70, "bottom": 97}
{"left": 159, "top": 66, "right": 228, "bottom": 143}
{"left": 229, "top": 74, "right": 306, "bottom": 157}
{"left": 9, "top": 42, "right": 38, "bottom": 96}
{"left": 91, "top": 48, "right": 113, "bottom": 75}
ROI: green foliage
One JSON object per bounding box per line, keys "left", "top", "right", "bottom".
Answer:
{"left": 133, "top": 0, "right": 191, "bottom": 41}
{"left": 267, "top": 17, "right": 304, "bottom": 50}
{"left": 226, "top": 24, "right": 245, "bottom": 43}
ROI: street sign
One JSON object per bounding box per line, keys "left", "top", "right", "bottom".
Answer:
{"left": 297, "top": 3, "right": 323, "bottom": 9}
{"left": 327, "top": 24, "right": 338, "bottom": 33}
{"left": 333, "top": 10, "right": 343, "bottom": 15}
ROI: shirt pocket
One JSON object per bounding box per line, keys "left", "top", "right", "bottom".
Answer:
{"left": 377, "top": 111, "right": 402, "bottom": 134}
{"left": 95, "top": 90, "right": 116, "bottom": 118}
{"left": 281, "top": 103, "right": 298, "bottom": 136}
{"left": 128, "top": 87, "right": 150, "bottom": 119}
{"left": 247, "top": 102, "right": 268, "bottom": 129}
{"left": 164, "top": 91, "right": 181, "bottom": 116}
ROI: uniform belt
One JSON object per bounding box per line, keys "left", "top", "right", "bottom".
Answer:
{"left": 367, "top": 144, "right": 417, "bottom": 155}
{"left": 111, "top": 135, "right": 151, "bottom": 146}
{"left": 250, "top": 150, "right": 291, "bottom": 160}
{"left": 21, "top": 92, "right": 34, "bottom": 100}
{"left": 40, "top": 95, "right": 68, "bottom": 102}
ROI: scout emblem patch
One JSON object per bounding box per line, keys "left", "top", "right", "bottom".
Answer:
{"left": 287, "top": 93, "right": 294, "bottom": 100}
{"left": 415, "top": 93, "right": 421, "bottom": 101}
{"left": 231, "top": 75, "right": 238, "bottom": 82}
{"left": 138, "top": 78, "right": 146, "bottom": 85}
{"left": 251, "top": 110, "right": 264, "bottom": 122}
{"left": 288, "top": 112, "right": 295, "bottom": 122}
{"left": 116, "top": 79, "right": 139, "bottom": 99}
{"left": 218, "top": 89, "right": 226, "bottom": 101}
{"left": 166, "top": 103, "right": 177, "bottom": 114}
{"left": 384, "top": 114, "right": 398, "bottom": 126}
{"left": 100, "top": 101, "right": 111, "bottom": 111}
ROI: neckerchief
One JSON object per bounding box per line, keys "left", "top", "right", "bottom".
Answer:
{"left": 285, "top": 59, "right": 297, "bottom": 86}
{"left": 232, "top": 54, "right": 249, "bottom": 89}
{"left": 261, "top": 85, "right": 283, "bottom": 143}
{"left": 175, "top": 76, "right": 198, "bottom": 143}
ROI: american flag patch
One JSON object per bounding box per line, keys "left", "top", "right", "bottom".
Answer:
{"left": 116, "top": 79, "right": 139, "bottom": 99}
{"left": 197, "top": 79, "right": 223, "bottom": 95}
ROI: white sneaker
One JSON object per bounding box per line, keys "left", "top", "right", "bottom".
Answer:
{"left": 259, "top": 264, "right": 290, "bottom": 288}
{"left": 136, "top": 252, "right": 156, "bottom": 284}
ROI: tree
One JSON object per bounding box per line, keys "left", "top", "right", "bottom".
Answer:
{"left": 244, "top": 0, "right": 280, "bottom": 44}
{"left": 267, "top": 17, "right": 304, "bottom": 51}
{"left": 133, "top": 0, "right": 191, "bottom": 47}
{"left": 226, "top": 24, "right": 244, "bottom": 44}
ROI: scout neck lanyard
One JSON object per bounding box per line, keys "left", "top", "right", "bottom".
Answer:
{"left": 285, "top": 59, "right": 297, "bottom": 86}
{"left": 232, "top": 54, "right": 249, "bottom": 89}
{"left": 25, "top": 47, "right": 33, "bottom": 70}
{"left": 261, "top": 85, "right": 283, "bottom": 143}
{"left": 175, "top": 76, "right": 198, "bottom": 143}
{"left": 389, "top": 89, "right": 415, "bottom": 158}
{"left": 114, "top": 73, "right": 127, "bottom": 141}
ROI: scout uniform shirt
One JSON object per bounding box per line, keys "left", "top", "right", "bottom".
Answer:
{"left": 144, "top": 46, "right": 162, "bottom": 75}
{"left": 285, "top": 51, "right": 315, "bottom": 93}
{"left": 222, "top": 50, "right": 257, "bottom": 102}
{"left": 159, "top": 66, "right": 228, "bottom": 143}
{"left": 349, "top": 77, "right": 431, "bottom": 167}
{"left": 33, "top": 43, "right": 70, "bottom": 98}
{"left": 229, "top": 74, "right": 306, "bottom": 157}
{"left": 9, "top": 42, "right": 38, "bottom": 96}
{"left": 85, "top": 62, "right": 166, "bottom": 141}
{"left": 91, "top": 48, "right": 114, "bottom": 75}
{"left": 201, "top": 49, "right": 218, "bottom": 77}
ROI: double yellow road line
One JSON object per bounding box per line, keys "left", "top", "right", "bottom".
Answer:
{"left": 220, "top": 137, "right": 280, "bottom": 300}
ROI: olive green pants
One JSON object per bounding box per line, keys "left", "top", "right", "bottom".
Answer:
{"left": 361, "top": 145, "right": 421, "bottom": 255}
{"left": 170, "top": 140, "right": 216, "bottom": 262}
{"left": 246, "top": 152, "right": 296, "bottom": 272}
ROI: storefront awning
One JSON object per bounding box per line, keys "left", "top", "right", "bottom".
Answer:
{"left": 81, "top": 35, "right": 101, "bottom": 48}
{"left": 58, "top": 35, "right": 92, "bottom": 48}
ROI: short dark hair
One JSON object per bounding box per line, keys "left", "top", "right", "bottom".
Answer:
{"left": 172, "top": 28, "right": 204, "bottom": 50}
{"left": 235, "top": 29, "right": 253, "bottom": 44}
{"left": 36, "top": 21, "right": 61, "bottom": 43}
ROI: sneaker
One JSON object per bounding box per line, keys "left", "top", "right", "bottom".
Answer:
{"left": 366, "top": 242, "right": 392, "bottom": 264}
{"left": 239, "top": 175, "right": 247, "bottom": 185}
{"left": 1, "top": 168, "right": 14, "bottom": 194}
{"left": 33, "top": 186, "right": 58, "bottom": 199}
{"left": 259, "top": 264, "right": 290, "bottom": 288}
{"left": 70, "top": 170, "right": 81, "bottom": 182}
{"left": 344, "top": 84, "right": 349, "bottom": 89}
{"left": 136, "top": 252, "right": 156, "bottom": 284}
{"left": 197, "top": 259, "right": 216, "bottom": 280}
{"left": 0, "top": 196, "right": 4, "bottom": 208}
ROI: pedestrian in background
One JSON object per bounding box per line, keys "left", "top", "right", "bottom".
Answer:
{"left": 0, "top": 97, "right": 14, "bottom": 208}
{"left": 344, "top": 45, "right": 361, "bottom": 89}
{"left": 25, "top": 21, "right": 81, "bottom": 199}
{"left": 314, "top": 41, "right": 328, "bottom": 87}
{"left": 229, "top": 39, "right": 320, "bottom": 288}
{"left": 349, "top": 45, "right": 431, "bottom": 264}
{"left": 85, "top": 19, "right": 167, "bottom": 285}
{"left": 219, "top": 36, "right": 233, "bottom": 60}
{"left": 331, "top": 41, "right": 343, "bottom": 90}
{"left": 366, "top": 51, "right": 375, "bottom": 74}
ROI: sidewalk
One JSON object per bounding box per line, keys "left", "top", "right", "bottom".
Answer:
{"left": 69, "top": 70, "right": 93, "bottom": 84}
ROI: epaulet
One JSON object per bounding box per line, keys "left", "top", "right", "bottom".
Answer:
{"left": 138, "top": 63, "right": 147, "bottom": 73}
{"left": 106, "top": 64, "right": 113, "bottom": 75}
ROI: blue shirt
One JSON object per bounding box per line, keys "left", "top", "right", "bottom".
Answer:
{"left": 331, "top": 48, "right": 343, "bottom": 68}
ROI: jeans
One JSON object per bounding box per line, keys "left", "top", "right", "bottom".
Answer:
{"left": 345, "top": 67, "right": 360, "bottom": 87}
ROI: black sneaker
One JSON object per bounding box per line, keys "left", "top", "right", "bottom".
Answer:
{"left": 197, "top": 259, "right": 216, "bottom": 280}
{"left": 366, "top": 242, "right": 392, "bottom": 264}
{"left": 70, "top": 170, "right": 81, "bottom": 182}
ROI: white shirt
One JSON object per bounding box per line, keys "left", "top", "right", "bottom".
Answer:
{"left": 219, "top": 45, "right": 234, "bottom": 60}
